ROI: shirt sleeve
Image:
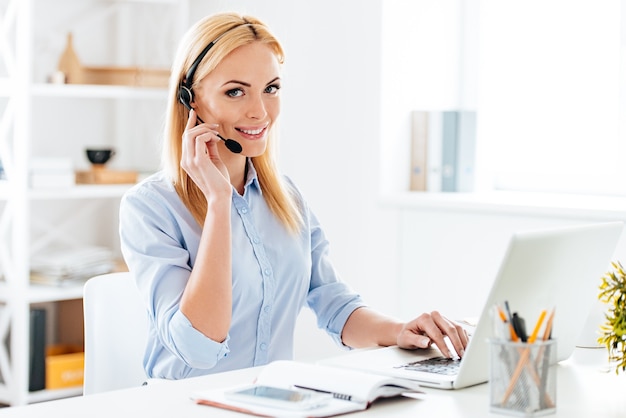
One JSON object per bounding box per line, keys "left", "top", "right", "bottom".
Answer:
{"left": 119, "top": 182, "right": 230, "bottom": 373}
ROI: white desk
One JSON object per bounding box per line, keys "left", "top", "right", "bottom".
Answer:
{"left": 1, "top": 348, "right": 624, "bottom": 417}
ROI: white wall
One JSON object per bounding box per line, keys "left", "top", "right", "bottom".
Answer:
{"left": 398, "top": 210, "right": 626, "bottom": 318}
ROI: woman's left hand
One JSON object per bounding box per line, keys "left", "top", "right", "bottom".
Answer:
{"left": 397, "top": 311, "right": 469, "bottom": 359}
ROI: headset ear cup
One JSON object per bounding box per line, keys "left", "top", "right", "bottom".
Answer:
{"left": 178, "top": 86, "right": 193, "bottom": 110}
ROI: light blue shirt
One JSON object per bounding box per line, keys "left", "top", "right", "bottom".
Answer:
{"left": 119, "top": 161, "right": 366, "bottom": 379}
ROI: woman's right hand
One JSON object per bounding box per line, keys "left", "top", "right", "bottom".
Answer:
{"left": 180, "top": 109, "right": 231, "bottom": 199}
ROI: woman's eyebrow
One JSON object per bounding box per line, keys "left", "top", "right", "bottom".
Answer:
{"left": 221, "top": 77, "right": 280, "bottom": 88}
{"left": 222, "top": 80, "right": 251, "bottom": 87}
{"left": 266, "top": 77, "right": 280, "bottom": 85}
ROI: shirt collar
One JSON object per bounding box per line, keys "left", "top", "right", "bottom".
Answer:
{"left": 243, "top": 158, "right": 261, "bottom": 194}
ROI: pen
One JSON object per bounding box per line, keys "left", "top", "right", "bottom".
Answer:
{"left": 504, "top": 301, "right": 514, "bottom": 324}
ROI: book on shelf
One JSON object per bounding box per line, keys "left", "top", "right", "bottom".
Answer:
{"left": 409, "top": 110, "right": 476, "bottom": 193}
{"left": 29, "top": 308, "right": 46, "bottom": 392}
{"left": 30, "top": 245, "right": 116, "bottom": 286}
{"left": 191, "top": 360, "right": 423, "bottom": 417}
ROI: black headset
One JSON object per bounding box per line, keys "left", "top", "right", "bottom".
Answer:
{"left": 178, "top": 39, "right": 217, "bottom": 112}
{"left": 178, "top": 23, "right": 254, "bottom": 154}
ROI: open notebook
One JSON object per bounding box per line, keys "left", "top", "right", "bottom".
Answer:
{"left": 191, "top": 360, "right": 423, "bottom": 417}
{"left": 321, "top": 222, "right": 623, "bottom": 389}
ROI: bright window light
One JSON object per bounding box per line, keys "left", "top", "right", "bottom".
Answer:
{"left": 477, "top": 0, "right": 625, "bottom": 196}
{"left": 381, "top": 1, "right": 625, "bottom": 197}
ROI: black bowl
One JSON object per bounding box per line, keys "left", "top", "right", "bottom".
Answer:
{"left": 86, "top": 148, "right": 115, "bottom": 165}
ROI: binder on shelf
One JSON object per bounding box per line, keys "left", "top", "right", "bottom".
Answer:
{"left": 441, "top": 111, "right": 459, "bottom": 192}
{"left": 408, "top": 110, "right": 476, "bottom": 193}
{"left": 426, "top": 112, "right": 443, "bottom": 192}
{"left": 409, "top": 111, "right": 429, "bottom": 191}
{"left": 29, "top": 308, "right": 46, "bottom": 392}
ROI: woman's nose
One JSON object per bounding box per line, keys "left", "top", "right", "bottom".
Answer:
{"left": 246, "top": 95, "right": 267, "bottom": 119}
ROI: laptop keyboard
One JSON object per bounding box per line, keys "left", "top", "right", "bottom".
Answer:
{"left": 395, "top": 356, "right": 461, "bottom": 376}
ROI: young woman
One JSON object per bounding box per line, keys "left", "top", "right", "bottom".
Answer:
{"left": 119, "top": 12, "right": 468, "bottom": 380}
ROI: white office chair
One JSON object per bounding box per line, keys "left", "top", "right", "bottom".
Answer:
{"left": 83, "top": 271, "right": 149, "bottom": 395}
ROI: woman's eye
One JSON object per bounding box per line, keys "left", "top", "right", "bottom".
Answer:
{"left": 226, "top": 88, "right": 244, "bottom": 98}
{"left": 265, "top": 84, "right": 280, "bottom": 94}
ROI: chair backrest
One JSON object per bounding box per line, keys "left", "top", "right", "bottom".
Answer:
{"left": 83, "top": 271, "right": 148, "bottom": 395}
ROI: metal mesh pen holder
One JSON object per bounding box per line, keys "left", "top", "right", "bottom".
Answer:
{"left": 489, "top": 339, "right": 557, "bottom": 417}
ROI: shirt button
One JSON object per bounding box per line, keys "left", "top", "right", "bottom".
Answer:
{"left": 264, "top": 305, "right": 271, "bottom": 313}
{"left": 253, "top": 237, "right": 261, "bottom": 244}
{"left": 264, "top": 268, "right": 271, "bottom": 276}
{"left": 260, "top": 343, "right": 267, "bottom": 351}
{"left": 240, "top": 207, "right": 248, "bottom": 214}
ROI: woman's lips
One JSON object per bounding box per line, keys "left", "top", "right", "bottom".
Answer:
{"left": 235, "top": 125, "right": 268, "bottom": 140}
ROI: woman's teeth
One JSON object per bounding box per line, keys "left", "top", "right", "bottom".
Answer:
{"left": 238, "top": 127, "right": 263, "bottom": 135}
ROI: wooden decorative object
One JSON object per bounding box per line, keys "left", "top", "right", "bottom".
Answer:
{"left": 75, "top": 167, "right": 138, "bottom": 184}
{"left": 57, "top": 33, "right": 170, "bottom": 88}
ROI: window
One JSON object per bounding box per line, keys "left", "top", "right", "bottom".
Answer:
{"left": 477, "top": 0, "right": 625, "bottom": 196}
{"left": 381, "top": 0, "right": 626, "bottom": 197}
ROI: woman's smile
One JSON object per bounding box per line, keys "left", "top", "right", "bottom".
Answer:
{"left": 235, "top": 124, "right": 269, "bottom": 140}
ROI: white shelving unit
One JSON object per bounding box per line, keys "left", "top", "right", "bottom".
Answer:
{"left": 0, "top": 0, "right": 188, "bottom": 406}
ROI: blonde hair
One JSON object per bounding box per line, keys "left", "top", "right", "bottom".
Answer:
{"left": 163, "top": 12, "right": 302, "bottom": 233}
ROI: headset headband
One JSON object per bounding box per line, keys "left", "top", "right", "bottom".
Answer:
{"left": 182, "top": 23, "right": 255, "bottom": 90}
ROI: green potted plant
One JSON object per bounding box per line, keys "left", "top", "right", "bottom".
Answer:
{"left": 598, "top": 261, "right": 626, "bottom": 374}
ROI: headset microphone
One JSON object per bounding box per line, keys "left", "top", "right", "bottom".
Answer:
{"left": 179, "top": 96, "right": 243, "bottom": 154}
{"left": 216, "top": 134, "right": 243, "bottom": 154}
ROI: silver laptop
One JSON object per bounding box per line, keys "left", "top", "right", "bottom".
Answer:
{"left": 320, "top": 222, "right": 623, "bottom": 389}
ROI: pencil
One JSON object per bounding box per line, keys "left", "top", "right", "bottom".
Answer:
{"left": 533, "top": 308, "right": 556, "bottom": 372}
{"left": 528, "top": 310, "right": 547, "bottom": 343}
{"left": 541, "top": 308, "right": 555, "bottom": 341}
